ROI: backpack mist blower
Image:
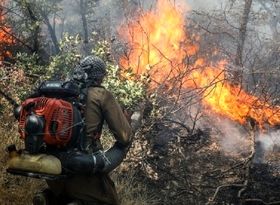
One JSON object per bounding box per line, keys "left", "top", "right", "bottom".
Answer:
{"left": 2, "top": 81, "right": 85, "bottom": 180}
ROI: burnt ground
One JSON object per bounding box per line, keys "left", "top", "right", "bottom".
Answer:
{"left": 121, "top": 118, "right": 280, "bottom": 205}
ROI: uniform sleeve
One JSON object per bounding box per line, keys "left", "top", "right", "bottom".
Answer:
{"left": 102, "top": 91, "right": 132, "bottom": 146}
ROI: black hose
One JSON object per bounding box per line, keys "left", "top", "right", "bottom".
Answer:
{"left": 102, "top": 142, "right": 128, "bottom": 173}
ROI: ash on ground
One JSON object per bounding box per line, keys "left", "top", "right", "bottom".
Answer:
{"left": 121, "top": 116, "right": 280, "bottom": 205}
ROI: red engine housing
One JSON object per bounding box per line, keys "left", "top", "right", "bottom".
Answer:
{"left": 19, "top": 97, "right": 74, "bottom": 147}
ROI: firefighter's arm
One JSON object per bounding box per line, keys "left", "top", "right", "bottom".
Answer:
{"left": 97, "top": 90, "right": 133, "bottom": 173}
{"left": 58, "top": 142, "right": 129, "bottom": 175}
{"left": 59, "top": 90, "right": 132, "bottom": 175}
{"left": 103, "top": 91, "right": 132, "bottom": 146}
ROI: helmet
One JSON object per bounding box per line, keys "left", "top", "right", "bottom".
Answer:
{"left": 72, "top": 56, "right": 106, "bottom": 85}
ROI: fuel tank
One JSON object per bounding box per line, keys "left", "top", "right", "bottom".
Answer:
{"left": 7, "top": 145, "right": 62, "bottom": 175}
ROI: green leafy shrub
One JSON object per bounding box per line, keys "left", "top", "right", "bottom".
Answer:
{"left": 1, "top": 34, "right": 146, "bottom": 109}
{"left": 48, "top": 33, "right": 81, "bottom": 79}
{"left": 92, "top": 40, "right": 146, "bottom": 108}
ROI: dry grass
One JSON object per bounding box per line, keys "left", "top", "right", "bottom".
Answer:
{"left": 113, "top": 172, "right": 159, "bottom": 205}
{"left": 0, "top": 114, "right": 45, "bottom": 205}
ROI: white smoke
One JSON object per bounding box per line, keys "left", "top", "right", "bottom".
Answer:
{"left": 210, "top": 116, "right": 280, "bottom": 161}
{"left": 255, "top": 130, "right": 280, "bottom": 163}
{"left": 257, "top": 130, "right": 280, "bottom": 152}
{"left": 174, "top": 100, "right": 252, "bottom": 156}
{"left": 186, "top": 0, "right": 224, "bottom": 10}
{"left": 208, "top": 117, "right": 252, "bottom": 156}
{"left": 211, "top": 117, "right": 280, "bottom": 162}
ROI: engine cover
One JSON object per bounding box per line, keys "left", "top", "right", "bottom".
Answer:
{"left": 19, "top": 97, "right": 81, "bottom": 153}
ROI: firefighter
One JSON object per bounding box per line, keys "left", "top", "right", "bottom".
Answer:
{"left": 33, "top": 56, "right": 133, "bottom": 205}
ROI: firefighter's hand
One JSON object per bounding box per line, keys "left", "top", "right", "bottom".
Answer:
{"left": 123, "top": 109, "right": 132, "bottom": 124}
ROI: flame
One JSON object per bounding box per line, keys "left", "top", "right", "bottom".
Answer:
{"left": 0, "top": 0, "right": 14, "bottom": 61}
{"left": 119, "top": 0, "right": 280, "bottom": 127}
{"left": 119, "top": 0, "right": 197, "bottom": 87}
{"left": 188, "top": 63, "right": 280, "bottom": 126}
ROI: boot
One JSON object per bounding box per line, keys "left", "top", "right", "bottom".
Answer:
{"left": 33, "top": 189, "right": 58, "bottom": 205}
{"left": 32, "top": 192, "right": 48, "bottom": 205}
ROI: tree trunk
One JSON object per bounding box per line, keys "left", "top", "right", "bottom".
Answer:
{"left": 80, "top": 0, "right": 89, "bottom": 44}
{"left": 52, "top": 14, "right": 56, "bottom": 37}
{"left": 79, "top": 0, "right": 90, "bottom": 55}
{"left": 234, "top": 0, "right": 253, "bottom": 83}
{"left": 26, "top": 3, "right": 40, "bottom": 53}
{"left": 41, "top": 12, "right": 60, "bottom": 55}
{"left": 60, "top": 17, "right": 65, "bottom": 39}
{"left": 258, "top": 0, "right": 280, "bottom": 59}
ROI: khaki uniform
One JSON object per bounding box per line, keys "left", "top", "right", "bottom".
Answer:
{"left": 47, "top": 87, "right": 132, "bottom": 205}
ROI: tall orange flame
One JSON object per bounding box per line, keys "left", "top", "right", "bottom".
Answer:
{"left": 119, "top": 0, "right": 197, "bottom": 87}
{"left": 119, "top": 0, "right": 280, "bottom": 127}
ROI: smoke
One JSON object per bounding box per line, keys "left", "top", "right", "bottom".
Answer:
{"left": 186, "top": 0, "right": 223, "bottom": 10}
{"left": 183, "top": 100, "right": 280, "bottom": 163}
{"left": 209, "top": 116, "right": 280, "bottom": 161}
{"left": 254, "top": 130, "right": 280, "bottom": 163}
{"left": 210, "top": 116, "right": 280, "bottom": 162}
{"left": 257, "top": 131, "right": 280, "bottom": 152}
{"left": 207, "top": 117, "right": 252, "bottom": 156}
{"left": 55, "top": 0, "right": 223, "bottom": 42}
{"left": 173, "top": 101, "right": 251, "bottom": 157}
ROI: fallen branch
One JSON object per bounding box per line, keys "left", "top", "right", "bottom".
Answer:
{"left": 162, "top": 118, "right": 191, "bottom": 133}
{"left": 243, "top": 199, "right": 280, "bottom": 205}
{"left": 206, "top": 183, "right": 245, "bottom": 205}
{"left": 0, "top": 88, "right": 18, "bottom": 107}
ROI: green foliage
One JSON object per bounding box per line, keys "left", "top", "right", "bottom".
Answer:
{"left": 4, "top": 34, "right": 80, "bottom": 102}
{"left": 16, "top": 34, "right": 82, "bottom": 80}
{"left": 92, "top": 40, "right": 146, "bottom": 109}
{"left": 15, "top": 0, "right": 62, "bottom": 19}
{"left": 0, "top": 65, "right": 32, "bottom": 102}
{"left": 2, "top": 35, "right": 146, "bottom": 109}
{"left": 15, "top": 52, "right": 45, "bottom": 76}
{"left": 8, "top": 0, "right": 62, "bottom": 43}
{"left": 92, "top": 40, "right": 111, "bottom": 60}
{"left": 14, "top": 52, "right": 52, "bottom": 99}
{"left": 102, "top": 63, "right": 145, "bottom": 108}
{"left": 47, "top": 34, "right": 81, "bottom": 78}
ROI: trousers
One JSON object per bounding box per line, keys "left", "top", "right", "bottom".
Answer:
{"left": 46, "top": 173, "right": 120, "bottom": 205}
